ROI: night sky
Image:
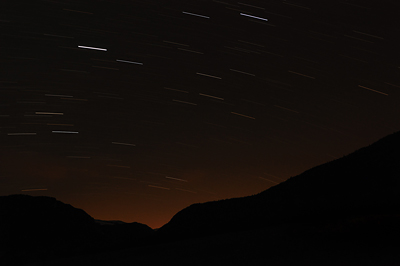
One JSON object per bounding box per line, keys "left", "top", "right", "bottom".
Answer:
{"left": 1, "top": 0, "right": 399, "bottom": 228}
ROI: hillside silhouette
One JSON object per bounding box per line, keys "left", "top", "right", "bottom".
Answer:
{"left": 2, "top": 131, "right": 400, "bottom": 265}
{"left": 0, "top": 195, "right": 154, "bottom": 265}
{"left": 158, "top": 131, "right": 400, "bottom": 241}
{"left": 29, "top": 131, "right": 400, "bottom": 266}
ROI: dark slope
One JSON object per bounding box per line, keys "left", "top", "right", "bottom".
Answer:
{"left": 0, "top": 195, "right": 154, "bottom": 265}
{"left": 32, "top": 224, "right": 400, "bottom": 266}
{"left": 0, "top": 195, "right": 98, "bottom": 264}
{"left": 26, "top": 132, "right": 400, "bottom": 266}
{"left": 158, "top": 131, "right": 400, "bottom": 240}
{"left": 99, "top": 221, "right": 155, "bottom": 248}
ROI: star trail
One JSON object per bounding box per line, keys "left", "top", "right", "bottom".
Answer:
{"left": 1, "top": 0, "right": 399, "bottom": 228}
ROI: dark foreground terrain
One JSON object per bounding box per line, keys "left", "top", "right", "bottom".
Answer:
{"left": 1, "top": 131, "right": 400, "bottom": 265}
{"left": 31, "top": 218, "right": 400, "bottom": 266}
{"left": 0, "top": 195, "right": 154, "bottom": 265}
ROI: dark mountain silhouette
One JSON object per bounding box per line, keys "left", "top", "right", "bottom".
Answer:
{"left": 98, "top": 221, "right": 154, "bottom": 248}
{"left": 94, "top": 219, "right": 127, "bottom": 226}
{"left": 0, "top": 194, "right": 98, "bottom": 264}
{"left": 5, "top": 132, "right": 400, "bottom": 266}
{"left": 157, "top": 131, "right": 400, "bottom": 241}
{"left": 0, "top": 194, "right": 154, "bottom": 265}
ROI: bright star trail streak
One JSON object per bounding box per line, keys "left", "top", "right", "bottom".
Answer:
{"left": 288, "top": 71, "right": 315, "bottom": 79}
{"left": 182, "top": 11, "right": 210, "bottom": 19}
{"left": 7, "top": 133, "right": 37, "bottom": 136}
{"left": 238, "top": 2, "right": 265, "bottom": 10}
{"left": 164, "top": 87, "right": 189, "bottom": 93}
{"left": 240, "top": 13, "right": 269, "bottom": 22}
{"left": 231, "top": 112, "right": 256, "bottom": 119}
{"left": 148, "top": 185, "right": 170, "bottom": 190}
{"left": 107, "top": 165, "right": 131, "bottom": 168}
{"left": 229, "top": 69, "right": 256, "bottom": 76}
{"left": 45, "top": 94, "right": 73, "bottom": 98}
{"left": 358, "top": 85, "right": 389, "bottom": 96}
{"left": 163, "top": 40, "right": 189, "bottom": 46}
{"left": 47, "top": 124, "right": 74, "bottom": 126}
{"left": 258, "top": 177, "right": 279, "bottom": 184}
{"left": 353, "top": 31, "right": 384, "bottom": 40}
{"left": 52, "top": 131, "right": 79, "bottom": 134}
{"left": 172, "top": 99, "right": 197, "bottom": 105}
{"left": 35, "top": 112, "right": 64, "bottom": 115}
{"left": 112, "top": 142, "right": 137, "bottom": 146}
{"left": 165, "top": 176, "right": 189, "bottom": 182}
{"left": 196, "top": 72, "right": 222, "bottom": 79}
{"left": 78, "top": 45, "right": 107, "bottom": 51}
{"left": 116, "top": 59, "right": 143, "bottom": 65}
{"left": 274, "top": 105, "right": 300, "bottom": 113}
{"left": 21, "top": 189, "right": 48, "bottom": 192}
{"left": 175, "top": 188, "right": 197, "bottom": 194}
{"left": 178, "top": 48, "right": 204, "bottom": 54}
{"left": 199, "top": 93, "right": 224, "bottom": 100}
